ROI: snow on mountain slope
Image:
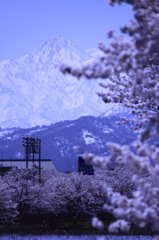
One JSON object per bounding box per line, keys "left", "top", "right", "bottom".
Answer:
{"left": 85, "top": 48, "right": 103, "bottom": 58}
{"left": 0, "top": 36, "right": 107, "bottom": 128}
{"left": 100, "top": 103, "right": 132, "bottom": 118}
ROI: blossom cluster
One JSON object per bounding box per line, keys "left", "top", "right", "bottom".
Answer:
{"left": 60, "top": 0, "right": 159, "bottom": 235}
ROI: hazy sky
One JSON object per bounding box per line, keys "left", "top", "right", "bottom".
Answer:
{"left": 0, "top": 0, "right": 133, "bottom": 61}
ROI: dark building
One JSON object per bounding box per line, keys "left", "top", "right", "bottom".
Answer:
{"left": 78, "top": 156, "right": 94, "bottom": 175}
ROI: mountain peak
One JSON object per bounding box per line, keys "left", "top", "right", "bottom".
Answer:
{"left": 37, "top": 36, "right": 74, "bottom": 51}
{"left": 23, "top": 36, "right": 91, "bottom": 64}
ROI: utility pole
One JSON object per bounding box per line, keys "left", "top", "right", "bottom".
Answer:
{"left": 39, "top": 139, "right": 41, "bottom": 177}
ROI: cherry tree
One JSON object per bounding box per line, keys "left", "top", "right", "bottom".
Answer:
{"left": 60, "top": 0, "right": 159, "bottom": 234}
{"left": 94, "top": 167, "right": 136, "bottom": 198}
{"left": 3, "top": 167, "right": 49, "bottom": 217}
{"left": 43, "top": 171, "right": 104, "bottom": 216}
{"left": 0, "top": 176, "right": 18, "bottom": 223}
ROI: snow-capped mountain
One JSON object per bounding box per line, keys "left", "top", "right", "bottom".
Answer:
{"left": 0, "top": 36, "right": 107, "bottom": 128}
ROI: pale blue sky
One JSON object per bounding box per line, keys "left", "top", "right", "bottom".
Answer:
{"left": 0, "top": 0, "right": 133, "bottom": 61}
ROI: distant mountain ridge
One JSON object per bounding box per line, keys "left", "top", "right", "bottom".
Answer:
{"left": 85, "top": 48, "right": 103, "bottom": 58}
{"left": 0, "top": 115, "right": 137, "bottom": 172}
{"left": 0, "top": 36, "right": 109, "bottom": 128}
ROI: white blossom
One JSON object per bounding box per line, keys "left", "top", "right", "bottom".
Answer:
{"left": 108, "top": 219, "right": 130, "bottom": 233}
{"left": 92, "top": 217, "right": 104, "bottom": 230}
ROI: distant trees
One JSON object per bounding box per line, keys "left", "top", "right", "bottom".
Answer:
{"left": 1, "top": 165, "right": 159, "bottom": 231}
{"left": 60, "top": 0, "right": 159, "bottom": 234}
{"left": 0, "top": 167, "right": 139, "bottom": 224}
{"left": 35, "top": 170, "right": 107, "bottom": 216}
